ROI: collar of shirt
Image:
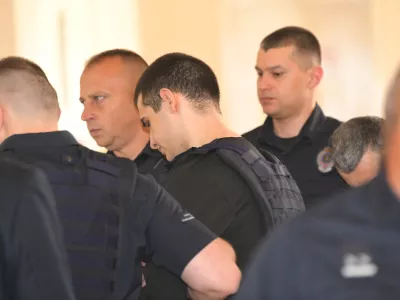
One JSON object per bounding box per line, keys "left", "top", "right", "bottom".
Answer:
{"left": 0, "top": 131, "right": 79, "bottom": 151}
{"left": 107, "top": 142, "right": 162, "bottom": 159}
{"left": 258, "top": 104, "right": 327, "bottom": 152}
{"left": 164, "top": 137, "right": 245, "bottom": 169}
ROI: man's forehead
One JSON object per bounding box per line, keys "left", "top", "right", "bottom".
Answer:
{"left": 80, "top": 72, "right": 118, "bottom": 96}
{"left": 80, "top": 65, "right": 136, "bottom": 95}
{"left": 81, "top": 60, "right": 123, "bottom": 81}
{"left": 257, "top": 46, "right": 297, "bottom": 66}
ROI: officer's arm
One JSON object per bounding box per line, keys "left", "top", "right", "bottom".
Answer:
{"left": 14, "top": 167, "right": 75, "bottom": 300}
{"left": 141, "top": 175, "right": 241, "bottom": 299}
{"left": 182, "top": 238, "right": 240, "bottom": 300}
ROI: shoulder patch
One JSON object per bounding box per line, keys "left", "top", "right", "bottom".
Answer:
{"left": 316, "top": 147, "right": 334, "bottom": 173}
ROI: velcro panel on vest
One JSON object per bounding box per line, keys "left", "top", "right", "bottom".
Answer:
{"left": 216, "top": 148, "right": 305, "bottom": 233}
{"left": 239, "top": 150, "right": 304, "bottom": 222}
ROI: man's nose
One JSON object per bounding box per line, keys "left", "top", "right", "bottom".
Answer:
{"left": 81, "top": 104, "right": 94, "bottom": 121}
{"left": 149, "top": 132, "right": 158, "bottom": 150}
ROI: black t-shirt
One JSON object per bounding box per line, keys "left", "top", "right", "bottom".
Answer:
{"left": 235, "top": 171, "right": 400, "bottom": 300}
{"left": 0, "top": 131, "right": 216, "bottom": 300}
{"left": 108, "top": 143, "right": 166, "bottom": 181}
{"left": 142, "top": 137, "right": 265, "bottom": 300}
{"left": 135, "top": 173, "right": 217, "bottom": 276}
{"left": 244, "top": 104, "right": 348, "bottom": 208}
{"left": 0, "top": 158, "right": 75, "bottom": 300}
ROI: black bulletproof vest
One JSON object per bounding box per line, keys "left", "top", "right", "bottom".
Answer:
{"left": 203, "top": 138, "right": 305, "bottom": 234}
{"left": 2, "top": 145, "right": 144, "bottom": 300}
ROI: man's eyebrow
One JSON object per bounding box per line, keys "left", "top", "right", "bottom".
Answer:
{"left": 88, "top": 92, "right": 110, "bottom": 98}
{"left": 79, "top": 92, "right": 111, "bottom": 103}
{"left": 256, "top": 65, "right": 285, "bottom": 72}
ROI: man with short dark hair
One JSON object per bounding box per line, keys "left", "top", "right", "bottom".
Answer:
{"left": 234, "top": 66, "right": 400, "bottom": 300}
{"left": 80, "top": 49, "right": 164, "bottom": 176}
{"left": 134, "top": 52, "right": 304, "bottom": 300}
{"left": 0, "top": 56, "right": 241, "bottom": 300}
{"left": 331, "top": 116, "right": 384, "bottom": 187}
{"left": 244, "top": 26, "right": 348, "bottom": 208}
{"left": 0, "top": 157, "right": 75, "bottom": 300}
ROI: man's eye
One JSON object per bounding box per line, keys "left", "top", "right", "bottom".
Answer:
{"left": 141, "top": 120, "right": 150, "bottom": 128}
{"left": 272, "top": 72, "right": 283, "bottom": 78}
{"left": 94, "top": 95, "right": 105, "bottom": 101}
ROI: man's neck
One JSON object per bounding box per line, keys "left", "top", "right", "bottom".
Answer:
{"left": 113, "top": 129, "right": 149, "bottom": 160}
{"left": 11, "top": 123, "right": 58, "bottom": 136}
{"left": 272, "top": 102, "right": 316, "bottom": 138}
{"left": 184, "top": 112, "right": 239, "bottom": 150}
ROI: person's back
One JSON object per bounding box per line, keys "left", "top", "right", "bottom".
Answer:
{"left": 134, "top": 52, "right": 304, "bottom": 299}
{"left": 0, "top": 56, "right": 242, "bottom": 300}
{"left": 1, "top": 132, "right": 135, "bottom": 299}
{"left": 0, "top": 157, "right": 75, "bottom": 300}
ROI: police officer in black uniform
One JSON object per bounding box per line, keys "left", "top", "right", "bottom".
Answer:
{"left": 134, "top": 52, "right": 304, "bottom": 300}
{"left": 244, "top": 26, "right": 348, "bottom": 208}
{"left": 0, "top": 157, "right": 75, "bottom": 300}
{"left": 0, "top": 57, "right": 241, "bottom": 300}
{"left": 80, "top": 49, "right": 164, "bottom": 178}
{"left": 234, "top": 65, "right": 400, "bottom": 300}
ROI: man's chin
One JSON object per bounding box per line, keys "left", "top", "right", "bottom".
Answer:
{"left": 262, "top": 108, "right": 279, "bottom": 117}
{"left": 92, "top": 136, "right": 110, "bottom": 149}
{"left": 261, "top": 103, "right": 279, "bottom": 116}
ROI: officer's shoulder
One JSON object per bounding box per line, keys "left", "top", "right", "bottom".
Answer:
{"left": 0, "top": 157, "right": 46, "bottom": 212}
{"left": 321, "top": 115, "right": 342, "bottom": 134}
{"left": 0, "top": 157, "right": 39, "bottom": 182}
{"left": 242, "top": 125, "right": 262, "bottom": 141}
{"left": 79, "top": 146, "right": 137, "bottom": 174}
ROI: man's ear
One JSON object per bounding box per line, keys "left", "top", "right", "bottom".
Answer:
{"left": 159, "top": 88, "right": 179, "bottom": 113}
{"left": 308, "top": 65, "right": 323, "bottom": 89}
{"left": 56, "top": 107, "right": 61, "bottom": 121}
{"left": 0, "top": 106, "right": 7, "bottom": 143}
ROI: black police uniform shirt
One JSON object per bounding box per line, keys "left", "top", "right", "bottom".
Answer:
{"left": 234, "top": 171, "right": 400, "bottom": 300}
{"left": 0, "top": 131, "right": 217, "bottom": 300}
{"left": 108, "top": 142, "right": 165, "bottom": 180}
{"left": 142, "top": 137, "right": 265, "bottom": 300}
{"left": 0, "top": 157, "right": 75, "bottom": 300}
{"left": 244, "top": 104, "right": 348, "bottom": 208}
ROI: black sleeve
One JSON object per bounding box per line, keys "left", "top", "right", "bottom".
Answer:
{"left": 12, "top": 167, "right": 75, "bottom": 300}
{"left": 137, "top": 174, "right": 217, "bottom": 277}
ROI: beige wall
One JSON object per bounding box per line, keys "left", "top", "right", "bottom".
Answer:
{"left": 0, "top": 0, "right": 15, "bottom": 57}
{"left": 3, "top": 0, "right": 400, "bottom": 148}
{"left": 136, "top": 0, "right": 387, "bottom": 133}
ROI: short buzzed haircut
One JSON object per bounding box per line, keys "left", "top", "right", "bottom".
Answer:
{"left": 260, "top": 26, "right": 321, "bottom": 66}
{"left": 331, "top": 116, "right": 384, "bottom": 173}
{"left": 0, "top": 56, "right": 59, "bottom": 117}
{"left": 85, "top": 49, "right": 148, "bottom": 70}
{"left": 134, "top": 52, "right": 220, "bottom": 113}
